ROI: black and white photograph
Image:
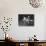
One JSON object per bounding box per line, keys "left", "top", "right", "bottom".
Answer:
{"left": 18, "top": 14, "right": 34, "bottom": 26}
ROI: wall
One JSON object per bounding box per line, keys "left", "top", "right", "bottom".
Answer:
{"left": 0, "top": 0, "right": 46, "bottom": 40}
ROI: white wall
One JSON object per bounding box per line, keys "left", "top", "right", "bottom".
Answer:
{"left": 0, "top": 0, "right": 46, "bottom": 40}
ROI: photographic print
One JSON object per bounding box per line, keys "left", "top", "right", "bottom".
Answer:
{"left": 18, "top": 14, "right": 34, "bottom": 26}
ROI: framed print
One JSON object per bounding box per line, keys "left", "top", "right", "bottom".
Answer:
{"left": 18, "top": 14, "right": 34, "bottom": 26}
